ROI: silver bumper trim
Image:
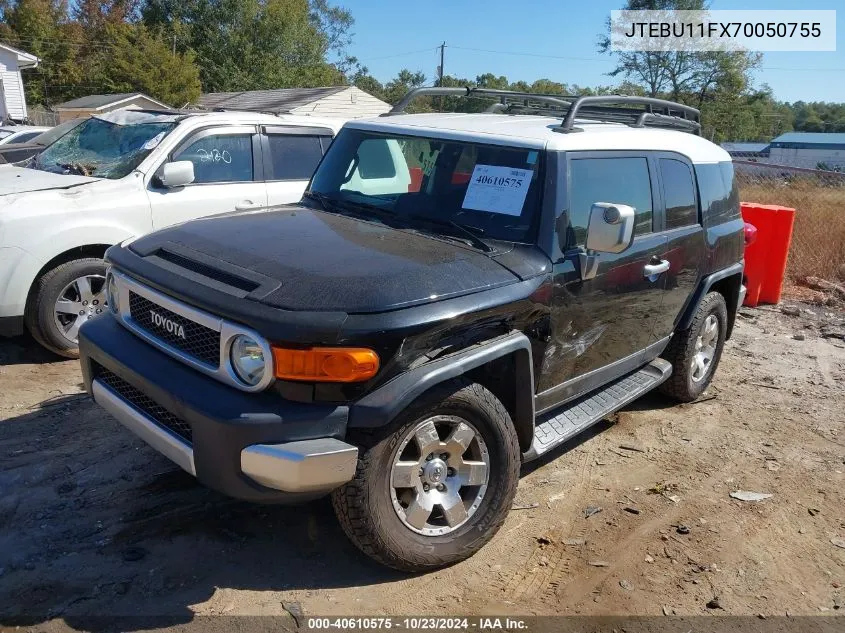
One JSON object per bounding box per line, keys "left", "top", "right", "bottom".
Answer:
{"left": 738, "top": 283, "right": 747, "bottom": 308}
{"left": 241, "top": 438, "right": 358, "bottom": 493}
{"left": 92, "top": 380, "right": 196, "bottom": 476}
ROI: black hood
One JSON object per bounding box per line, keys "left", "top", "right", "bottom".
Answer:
{"left": 129, "top": 206, "right": 523, "bottom": 313}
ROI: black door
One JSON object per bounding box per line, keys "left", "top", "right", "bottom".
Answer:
{"left": 651, "top": 155, "right": 707, "bottom": 340}
{"left": 537, "top": 152, "right": 668, "bottom": 411}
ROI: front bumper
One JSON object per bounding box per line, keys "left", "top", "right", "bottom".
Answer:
{"left": 79, "top": 314, "right": 358, "bottom": 503}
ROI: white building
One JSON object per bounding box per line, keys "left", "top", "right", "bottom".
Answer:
{"left": 0, "top": 43, "right": 39, "bottom": 123}
{"left": 53, "top": 93, "right": 171, "bottom": 123}
{"left": 768, "top": 132, "right": 845, "bottom": 170}
{"left": 197, "top": 86, "right": 391, "bottom": 119}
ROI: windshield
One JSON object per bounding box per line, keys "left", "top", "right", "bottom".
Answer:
{"left": 30, "top": 118, "right": 87, "bottom": 147}
{"left": 30, "top": 116, "right": 176, "bottom": 179}
{"left": 308, "top": 128, "right": 544, "bottom": 243}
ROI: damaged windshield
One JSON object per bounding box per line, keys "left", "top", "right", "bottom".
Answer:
{"left": 30, "top": 114, "right": 177, "bottom": 179}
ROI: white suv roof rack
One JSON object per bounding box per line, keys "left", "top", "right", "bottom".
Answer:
{"left": 387, "top": 87, "right": 701, "bottom": 136}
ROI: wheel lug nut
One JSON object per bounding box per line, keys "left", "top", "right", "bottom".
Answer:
{"left": 79, "top": 310, "right": 85, "bottom": 315}
{"left": 92, "top": 300, "right": 98, "bottom": 305}
{"left": 423, "top": 483, "right": 430, "bottom": 492}
{"left": 96, "top": 309, "right": 102, "bottom": 314}
{"left": 447, "top": 468, "right": 455, "bottom": 476}
{"left": 426, "top": 454, "right": 433, "bottom": 461}
{"left": 436, "top": 483, "right": 446, "bottom": 492}
{"left": 82, "top": 301, "right": 88, "bottom": 306}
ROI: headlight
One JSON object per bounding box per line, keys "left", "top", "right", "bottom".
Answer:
{"left": 106, "top": 272, "right": 120, "bottom": 315}
{"left": 230, "top": 334, "right": 266, "bottom": 386}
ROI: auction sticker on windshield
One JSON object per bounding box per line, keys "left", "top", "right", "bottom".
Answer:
{"left": 462, "top": 164, "right": 532, "bottom": 216}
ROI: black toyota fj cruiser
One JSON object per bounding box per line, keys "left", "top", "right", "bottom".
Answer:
{"left": 80, "top": 88, "right": 745, "bottom": 572}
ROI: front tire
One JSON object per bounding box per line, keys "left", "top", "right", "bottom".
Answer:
{"left": 659, "top": 291, "right": 728, "bottom": 402}
{"left": 25, "top": 258, "right": 107, "bottom": 358}
{"left": 332, "top": 380, "right": 520, "bottom": 572}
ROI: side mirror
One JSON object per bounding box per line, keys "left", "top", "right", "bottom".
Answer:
{"left": 159, "top": 161, "right": 195, "bottom": 188}
{"left": 584, "top": 202, "right": 635, "bottom": 254}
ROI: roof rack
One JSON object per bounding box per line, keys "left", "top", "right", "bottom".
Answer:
{"left": 387, "top": 87, "right": 701, "bottom": 135}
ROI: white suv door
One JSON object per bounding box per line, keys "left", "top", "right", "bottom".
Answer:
{"left": 261, "top": 125, "right": 333, "bottom": 206}
{"left": 147, "top": 125, "right": 267, "bottom": 229}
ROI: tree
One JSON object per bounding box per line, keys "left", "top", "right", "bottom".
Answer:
{"left": 97, "top": 23, "right": 202, "bottom": 106}
{"left": 2, "top": 0, "right": 85, "bottom": 106}
{"left": 142, "top": 0, "right": 351, "bottom": 92}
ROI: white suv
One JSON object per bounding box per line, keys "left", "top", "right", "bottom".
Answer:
{"left": 0, "top": 109, "right": 343, "bottom": 356}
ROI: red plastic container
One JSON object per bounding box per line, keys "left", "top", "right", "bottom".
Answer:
{"left": 739, "top": 203, "right": 796, "bottom": 307}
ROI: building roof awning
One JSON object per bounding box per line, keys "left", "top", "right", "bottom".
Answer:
{"left": 0, "top": 43, "right": 39, "bottom": 69}
{"left": 54, "top": 93, "right": 170, "bottom": 111}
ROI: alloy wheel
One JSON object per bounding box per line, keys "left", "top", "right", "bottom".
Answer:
{"left": 690, "top": 314, "right": 719, "bottom": 383}
{"left": 389, "top": 415, "right": 490, "bottom": 536}
{"left": 53, "top": 274, "right": 107, "bottom": 343}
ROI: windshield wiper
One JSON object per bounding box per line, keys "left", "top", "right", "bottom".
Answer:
{"left": 406, "top": 214, "right": 492, "bottom": 252}
{"left": 302, "top": 191, "right": 335, "bottom": 212}
{"left": 304, "top": 192, "right": 395, "bottom": 223}
{"left": 58, "top": 162, "right": 96, "bottom": 177}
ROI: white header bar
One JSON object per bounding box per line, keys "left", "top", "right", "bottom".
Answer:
{"left": 610, "top": 10, "right": 837, "bottom": 52}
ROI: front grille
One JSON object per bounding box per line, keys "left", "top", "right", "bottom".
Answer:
{"left": 128, "top": 292, "right": 220, "bottom": 367}
{"left": 95, "top": 364, "right": 193, "bottom": 444}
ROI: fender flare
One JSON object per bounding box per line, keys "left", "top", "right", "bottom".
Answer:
{"left": 678, "top": 261, "right": 744, "bottom": 335}
{"left": 348, "top": 331, "right": 536, "bottom": 450}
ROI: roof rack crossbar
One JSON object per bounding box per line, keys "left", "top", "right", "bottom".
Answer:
{"left": 388, "top": 87, "right": 573, "bottom": 115}
{"left": 387, "top": 87, "right": 702, "bottom": 135}
{"left": 634, "top": 112, "right": 701, "bottom": 134}
{"left": 559, "top": 95, "right": 700, "bottom": 134}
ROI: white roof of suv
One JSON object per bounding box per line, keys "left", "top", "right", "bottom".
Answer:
{"left": 348, "top": 112, "right": 729, "bottom": 164}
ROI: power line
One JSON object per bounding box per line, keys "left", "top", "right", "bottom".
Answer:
{"left": 449, "top": 44, "right": 845, "bottom": 72}
{"left": 359, "top": 46, "right": 439, "bottom": 63}
{"left": 449, "top": 45, "right": 605, "bottom": 63}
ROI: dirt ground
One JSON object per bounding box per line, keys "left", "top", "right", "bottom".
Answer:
{"left": 1, "top": 299, "right": 843, "bottom": 628}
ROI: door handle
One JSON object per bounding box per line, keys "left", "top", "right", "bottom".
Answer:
{"left": 643, "top": 259, "right": 670, "bottom": 277}
{"left": 234, "top": 200, "right": 260, "bottom": 211}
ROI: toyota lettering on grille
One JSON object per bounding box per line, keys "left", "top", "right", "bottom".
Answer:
{"left": 149, "top": 309, "right": 186, "bottom": 339}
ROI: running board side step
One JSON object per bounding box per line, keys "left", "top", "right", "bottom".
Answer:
{"left": 524, "top": 358, "right": 672, "bottom": 462}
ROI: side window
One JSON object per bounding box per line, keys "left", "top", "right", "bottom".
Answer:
{"left": 568, "top": 157, "right": 653, "bottom": 245}
{"left": 660, "top": 158, "right": 698, "bottom": 229}
{"left": 358, "top": 139, "right": 396, "bottom": 179}
{"left": 695, "top": 162, "right": 736, "bottom": 225}
{"left": 173, "top": 133, "right": 254, "bottom": 184}
{"left": 266, "top": 134, "right": 324, "bottom": 180}
{"left": 14, "top": 132, "right": 41, "bottom": 144}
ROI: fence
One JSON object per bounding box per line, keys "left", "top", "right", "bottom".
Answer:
{"left": 25, "top": 107, "right": 60, "bottom": 127}
{"left": 733, "top": 155, "right": 845, "bottom": 284}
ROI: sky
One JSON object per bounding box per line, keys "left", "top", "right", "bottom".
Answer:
{"left": 342, "top": 0, "right": 845, "bottom": 103}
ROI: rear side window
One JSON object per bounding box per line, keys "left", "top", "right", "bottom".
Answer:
{"left": 13, "top": 131, "right": 41, "bottom": 144}
{"left": 267, "top": 134, "right": 324, "bottom": 180}
{"left": 568, "top": 157, "right": 653, "bottom": 245}
{"left": 695, "top": 161, "right": 738, "bottom": 225}
{"left": 660, "top": 158, "right": 698, "bottom": 229}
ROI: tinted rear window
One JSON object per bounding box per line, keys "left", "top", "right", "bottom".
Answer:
{"left": 267, "top": 135, "right": 325, "bottom": 180}
{"left": 660, "top": 158, "right": 698, "bottom": 229}
{"left": 695, "top": 161, "right": 738, "bottom": 226}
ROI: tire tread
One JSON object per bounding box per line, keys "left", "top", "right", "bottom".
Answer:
{"left": 332, "top": 379, "right": 520, "bottom": 572}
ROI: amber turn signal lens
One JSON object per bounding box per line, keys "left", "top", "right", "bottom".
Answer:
{"left": 271, "top": 346, "right": 379, "bottom": 382}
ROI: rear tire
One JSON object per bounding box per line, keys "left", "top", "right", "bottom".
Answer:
{"left": 659, "top": 291, "right": 727, "bottom": 402}
{"left": 25, "top": 258, "right": 107, "bottom": 358}
{"left": 332, "top": 380, "right": 520, "bottom": 572}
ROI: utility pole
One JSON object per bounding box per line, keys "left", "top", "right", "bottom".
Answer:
{"left": 438, "top": 41, "right": 445, "bottom": 111}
